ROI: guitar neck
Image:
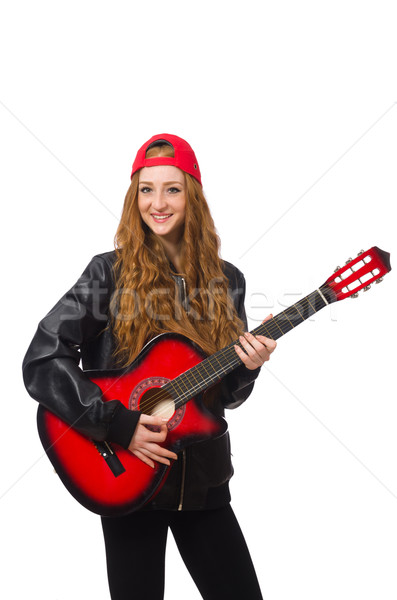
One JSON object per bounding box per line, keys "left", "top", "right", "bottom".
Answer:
{"left": 164, "top": 284, "right": 336, "bottom": 407}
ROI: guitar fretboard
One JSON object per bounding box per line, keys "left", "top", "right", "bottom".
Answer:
{"left": 163, "top": 284, "right": 335, "bottom": 407}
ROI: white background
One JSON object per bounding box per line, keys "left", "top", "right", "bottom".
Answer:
{"left": 1, "top": 1, "right": 396, "bottom": 598}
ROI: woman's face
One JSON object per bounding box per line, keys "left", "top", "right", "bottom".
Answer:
{"left": 138, "top": 165, "right": 186, "bottom": 246}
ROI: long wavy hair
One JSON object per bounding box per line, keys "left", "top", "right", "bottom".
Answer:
{"left": 111, "top": 144, "right": 244, "bottom": 366}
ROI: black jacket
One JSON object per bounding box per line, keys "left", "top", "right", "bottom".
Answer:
{"left": 22, "top": 252, "right": 260, "bottom": 512}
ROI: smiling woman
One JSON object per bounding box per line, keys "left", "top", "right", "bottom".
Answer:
{"left": 22, "top": 133, "right": 276, "bottom": 600}
{"left": 111, "top": 136, "right": 252, "bottom": 369}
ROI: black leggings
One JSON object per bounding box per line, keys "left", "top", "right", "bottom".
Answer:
{"left": 101, "top": 505, "right": 263, "bottom": 600}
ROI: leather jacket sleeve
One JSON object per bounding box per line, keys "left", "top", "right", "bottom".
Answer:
{"left": 22, "top": 255, "right": 140, "bottom": 448}
{"left": 219, "top": 263, "right": 261, "bottom": 409}
{"left": 23, "top": 255, "right": 260, "bottom": 449}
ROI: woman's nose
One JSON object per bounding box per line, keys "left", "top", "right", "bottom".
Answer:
{"left": 151, "top": 191, "right": 167, "bottom": 210}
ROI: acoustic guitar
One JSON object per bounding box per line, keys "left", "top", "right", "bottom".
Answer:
{"left": 37, "top": 246, "right": 391, "bottom": 516}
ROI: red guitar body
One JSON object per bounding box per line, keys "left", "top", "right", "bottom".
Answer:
{"left": 37, "top": 247, "right": 391, "bottom": 517}
{"left": 37, "top": 334, "right": 226, "bottom": 517}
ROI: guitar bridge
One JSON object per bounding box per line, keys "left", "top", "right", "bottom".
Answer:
{"left": 91, "top": 440, "right": 126, "bottom": 478}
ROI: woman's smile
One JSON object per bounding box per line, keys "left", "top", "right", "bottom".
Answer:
{"left": 151, "top": 213, "right": 173, "bottom": 222}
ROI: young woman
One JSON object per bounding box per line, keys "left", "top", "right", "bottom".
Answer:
{"left": 23, "top": 133, "right": 276, "bottom": 599}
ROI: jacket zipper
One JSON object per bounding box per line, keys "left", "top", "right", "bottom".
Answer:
{"left": 180, "top": 276, "right": 188, "bottom": 310}
{"left": 178, "top": 449, "right": 187, "bottom": 511}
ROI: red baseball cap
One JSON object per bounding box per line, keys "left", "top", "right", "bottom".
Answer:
{"left": 131, "top": 133, "right": 202, "bottom": 186}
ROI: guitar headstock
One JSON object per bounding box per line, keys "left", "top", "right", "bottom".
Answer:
{"left": 324, "top": 246, "right": 391, "bottom": 301}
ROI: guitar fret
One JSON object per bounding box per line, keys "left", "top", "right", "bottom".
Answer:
{"left": 306, "top": 296, "right": 316, "bottom": 312}
{"left": 167, "top": 345, "right": 242, "bottom": 408}
{"left": 291, "top": 302, "right": 305, "bottom": 320}
{"left": 282, "top": 312, "right": 295, "bottom": 329}
{"left": 272, "top": 318, "right": 285, "bottom": 335}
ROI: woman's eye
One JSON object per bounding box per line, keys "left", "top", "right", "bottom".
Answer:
{"left": 168, "top": 187, "right": 181, "bottom": 194}
{"left": 139, "top": 187, "right": 151, "bottom": 193}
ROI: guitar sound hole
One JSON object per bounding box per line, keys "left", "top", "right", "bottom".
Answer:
{"left": 139, "top": 388, "right": 175, "bottom": 421}
{"left": 129, "top": 377, "right": 185, "bottom": 431}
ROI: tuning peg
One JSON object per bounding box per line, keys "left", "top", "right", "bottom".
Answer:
{"left": 357, "top": 250, "right": 365, "bottom": 256}
{"left": 375, "top": 277, "right": 384, "bottom": 284}
{"left": 345, "top": 257, "right": 353, "bottom": 265}
{"left": 350, "top": 293, "right": 359, "bottom": 299}
{"left": 334, "top": 265, "right": 341, "bottom": 272}
{"left": 363, "top": 285, "right": 371, "bottom": 292}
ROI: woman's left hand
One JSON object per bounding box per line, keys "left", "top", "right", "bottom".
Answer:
{"left": 234, "top": 314, "right": 277, "bottom": 370}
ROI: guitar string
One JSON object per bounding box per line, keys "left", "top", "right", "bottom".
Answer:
{"left": 139, "top": 288, "right": 344, "bottom": 418}
{"left": 133, "top": 285, "right": 332, "bottom": 419}
{"left": 143, "top": 285, "right": 331, "bottom": 417}
{"left": 117, "top": 259, "right": 384, "bottom": 419}
{"left": 114, "top": 262, "right": 383, "bottom": 420}
{"left": 97, "top": 262, "right": 384, "bottom": 419}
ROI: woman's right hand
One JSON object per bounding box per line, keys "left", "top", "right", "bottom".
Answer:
{"left": 127, "top": 413, "right": 178, "bottom": 468}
